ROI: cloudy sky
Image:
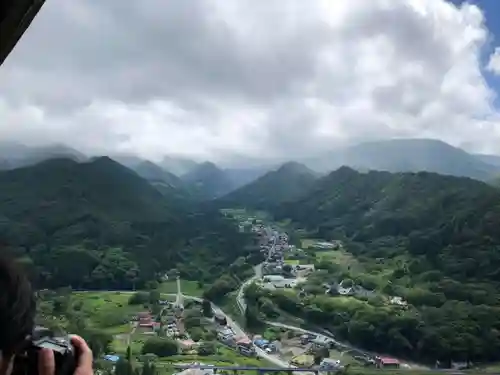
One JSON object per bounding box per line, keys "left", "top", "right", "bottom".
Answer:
{"left": 2, "top": 0, "right": 500, "bottom": 163}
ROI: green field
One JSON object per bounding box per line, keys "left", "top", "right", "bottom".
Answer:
{"left": 71, "top": 291, "right": 140, "bottom": 333}
{"left": 284, "top": 259, "right": 300, "bottom": 265}
{"left": 158, "top": 280, "right": 204, "bottom": 297}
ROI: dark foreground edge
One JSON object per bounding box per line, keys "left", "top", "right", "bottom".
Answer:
{"left": 0, "top": 0, "right": 46, "bottom": 66}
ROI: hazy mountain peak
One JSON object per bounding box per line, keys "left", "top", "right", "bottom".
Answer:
{"left": 305, "top": 138, "right": 500, "bottom": 181}
{"left": 277, "top": 161, "right": 315, "bottom": 175}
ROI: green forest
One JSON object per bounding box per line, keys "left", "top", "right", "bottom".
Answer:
{"left": 0, "top": 157, "right": 260, "bottom": 289}
{"left": 252, "top": 167, "right": 500, "bottom": 364}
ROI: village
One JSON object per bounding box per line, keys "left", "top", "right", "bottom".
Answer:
{"left": 100, "top": 214, "right": 413, "bottom": 374}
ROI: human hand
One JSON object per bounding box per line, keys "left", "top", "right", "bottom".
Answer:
{"left": 70, "top": 335, "right": 93, "bottom": 375}
{"left": 38, "top": 335, "right": 93, "bottom": 375}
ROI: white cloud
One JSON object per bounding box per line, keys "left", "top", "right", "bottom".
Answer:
{"left": 1, "top": 0, "right": 500, "bottom": 163}
{"left": 487, "top": 47, "right": 500, "bottom": 75}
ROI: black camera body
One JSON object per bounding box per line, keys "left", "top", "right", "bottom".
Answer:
{"left": 14, "top": 327, "right": 77, "bottom": 375}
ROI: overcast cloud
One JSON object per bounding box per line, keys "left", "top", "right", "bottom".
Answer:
{"left": 1, "top": 0, "right": 500, "bottom": 163}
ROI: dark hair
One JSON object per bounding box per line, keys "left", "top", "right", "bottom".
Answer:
{"left": 0, "top": 256, "right": 36, "bottom": 358}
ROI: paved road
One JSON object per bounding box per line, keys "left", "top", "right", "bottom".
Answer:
{"left": 236, "top": 263, "right": 263, "bottom": 313}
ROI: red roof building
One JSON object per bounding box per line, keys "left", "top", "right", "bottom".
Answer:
{"left": 236, "top": 337, "right": 252, "bottom": 347}
{"left": 376, "top": 356, "right": 400, "bottom": 368}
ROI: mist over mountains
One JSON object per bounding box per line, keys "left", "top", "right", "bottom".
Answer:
{"left": 1, "top": 138, "right": 500, "bottom": 199}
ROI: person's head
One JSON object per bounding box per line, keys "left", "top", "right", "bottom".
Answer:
{"left": 0, "top": 256, "right": 36, "bottom": 375}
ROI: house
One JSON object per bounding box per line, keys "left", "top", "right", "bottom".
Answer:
{"left": 290, "top": 354, "right": 314, "bottom": 367}
{"left": 103, "top": 355, "right": 120, "bottom": 363}
{"left": 254, "top": 338, "right": 269, "bottom": 348}
{"left": 390, "top": 296, "right": 407, "bottom": 306}
{"left": 294, "top": 264, "right": 315, "bottom": 277}
{"left": 137, "top": 312, "right": 155, "bottom": 328}
{"left": 338, "top": 286, "right": 354, "bottom": 296}
{"left": 173, "top": 366, "right": 214, "bottom": 375}
{"left": 214, "top": 314, "right": 227, "bottom": 326}
{"left": 311, "top": 336, "right": 335, "bottom": 349}
{"left": 269, "top": 340, "right": 282, "bottom": 352}
{"left": 320, "top": 358, "right": 342, "bottom": 371}
{"left": 263, "top": 275, "right": 285, "bottom": 283}
{"left": 236, "top": 337, "right": 255, "bottom": 356}
{"left": 375, "top": 356, "right": 400, "bottom": 368}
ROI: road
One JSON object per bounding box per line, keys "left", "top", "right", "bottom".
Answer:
{"left": 236, "top": 263, "right": 262, "bottom": 313}
{"left": 127, "top": 322, "right": 137, "bottom": 345}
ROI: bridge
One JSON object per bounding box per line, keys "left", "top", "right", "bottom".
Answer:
{"left": 172, "top": 364, "right": 467, "bottom": 375}
{"left": 172, "top": 364, "right": 321, "bottom": 375}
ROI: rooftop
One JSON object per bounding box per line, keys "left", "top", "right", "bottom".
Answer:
{"left": 378, "top": 356, "right": 400, "bottom": 365}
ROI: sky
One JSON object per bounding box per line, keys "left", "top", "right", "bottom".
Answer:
{"left": 2, "top": 0, "right": 500, "bottom": 163}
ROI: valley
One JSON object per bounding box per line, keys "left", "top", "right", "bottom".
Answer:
{"left": 3, "top": 141, "right": 500, "bottom": 374}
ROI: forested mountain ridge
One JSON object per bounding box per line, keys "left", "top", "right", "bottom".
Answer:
{"left": 217, "top": 161, "right": 318, "bottom": 210}
{"left": 264, "top": 166, "right": 500, "bottom": 363}
{"left": 0, "top": 157, "right": 257, "bottom": 289}
{"left": 276, "top": 166, "right": 500, "bottom": 283}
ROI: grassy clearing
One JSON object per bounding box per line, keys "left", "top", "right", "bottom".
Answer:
{"left": 315, "top": 249, "right": 363, "bottom": 272}
{"left": 301, "top": 238, "right": 321, "bottom": 248}
{"left": 284, "top": 259, "right": 300, "bottom": 265}
{"left": 158, "top": 280, "right": 204, "bottom": 297}
{"left": 71, "top": 291, "right": 140, "bottom": 329}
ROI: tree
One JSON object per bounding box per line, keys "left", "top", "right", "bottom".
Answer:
{"left": 141, "top": 361, "right": 156, "bottom": 375}
{"left": 198, "top": 342, "right": 216, "bottom": 356}
{"left": 126, "top": 346, "right": 132, "bottom": 362}
{"left": 201, "top": 299, "right": 213, "bottom": 317}
{"left": 189, "top": 327, "right": 205, "bottom": 342}
{"left": 129, "top": 292, "right": 149, "bottom": 305}
{"left": 82, "top": 329, "right": 113, "bottom": 359}
{"left": 145, "top": 280, "right": 159, "bottom": 290}
{"left": 312, "top": 346, "right": 329, "bottom": 365}
{"left": 142, "top": 338, "right": 178, "bottom": 357}
{"left": 148, "top": 290, "right": 160, "bottom": 305}
{"left": 244, "top": 305, "right": 262, "bottom": 331}
{"left": 183, "top": 308, "right": 203, "bottom": 329}
{"left": 115, "top": 359, "right": 133, "bottom": 375}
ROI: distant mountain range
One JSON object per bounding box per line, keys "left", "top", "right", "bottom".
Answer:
{"left": 0, "top": 142, "right": 87, "bottom": 170}
{"left": 2, "top": 138, "right": 500, "bottom": 194}
{"left": 303, "top": 138, "right": 500, "bottom": 181}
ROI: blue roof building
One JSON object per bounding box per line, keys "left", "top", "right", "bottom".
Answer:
{"left": 104, "top": 354, "right": 120, "bottom": 363}
{"left": 254, "top": 339, "right": 269, "bottom": 348}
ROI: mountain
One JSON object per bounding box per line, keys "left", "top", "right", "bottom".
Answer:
{"left": 0, "top": 157, "right": 256, "bottom": 290}
{"left": 131, "top": 160, "right": 202, "bottom": 202}
{"left": 181, "top": 161, "right": 235, "bottom": 199}
{"left": 109, "top": 154, "right": 146, "bottom": 169}
{"left": 224, "top": 166, "right": 272, "bottom": 190}
{"left": 132, "top": 160, "right": 184, "bottom": 188}
{"left": 272, "top": 166, "right": 500, "bottom": 363}
{"left": 474, "top": 153, "right": 500, "bottom": 168}
{"left": 160, "top": 156, "right": 199, "bottom": 176}
{"left": 0, "top": 157, "right": 173, "bottom": 225}
{"left": 305, "top": 138, "right": 500, "bottom": 180}
{"left": 218, "top": 162, "right": 318, "bottom": 210}
{"left": 0, "top": 142, "right": 87, "bottom": 169}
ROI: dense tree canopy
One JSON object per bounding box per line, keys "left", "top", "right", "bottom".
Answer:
{"left": 216, "top": 162, "right": 318, "bottom": 210}
{"left": 248, "top": 167, "right": 500, "bottom": 364}
{"left": 0, "top": 157, "right": 259, "bottom": 289}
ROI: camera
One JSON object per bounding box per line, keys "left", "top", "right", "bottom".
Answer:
{"left": 13, "top": 326, "right": 77, "bottom": 375}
